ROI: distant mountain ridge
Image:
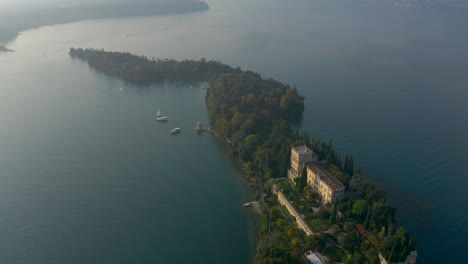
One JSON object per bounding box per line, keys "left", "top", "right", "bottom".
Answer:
{"left": 0, "top": 0, "right": 209, "bottom": 44}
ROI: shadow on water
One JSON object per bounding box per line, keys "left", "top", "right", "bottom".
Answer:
{"left": 364, "top": 171, "right": 434, "bottom": 231}
{"left": 211, "top": 135, "right": 261, "bottom": 260}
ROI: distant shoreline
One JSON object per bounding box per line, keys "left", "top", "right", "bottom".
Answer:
{"left": 0, "top": 45, "right": 13, "bottom": 53}
{"left": 0, "top": 0, "right": 209, "bottom": 44}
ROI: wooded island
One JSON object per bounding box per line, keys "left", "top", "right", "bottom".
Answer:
{"left": 69, "top": 48, "right": 418, "bottom": 264}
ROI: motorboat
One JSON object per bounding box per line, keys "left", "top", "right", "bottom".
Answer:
{"left": 170, "top": 128, "right": 181, "bottom": 135}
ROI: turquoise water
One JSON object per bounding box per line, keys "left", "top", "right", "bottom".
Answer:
{"left": 1, "top": 0, "right": 467, "bottom": 263}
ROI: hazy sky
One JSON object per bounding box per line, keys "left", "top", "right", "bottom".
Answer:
{"left": 0, "top": 0, "right": 65, "bottom": 13}
{"left": 0, "top": 0, "right": 122, "bottom": 13}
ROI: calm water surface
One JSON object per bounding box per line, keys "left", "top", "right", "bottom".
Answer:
{"left": 0, "top": 26, "right": 257, "bottom": 263}
{"left": 1, "top": 0, "right": 467, "bottom": 263}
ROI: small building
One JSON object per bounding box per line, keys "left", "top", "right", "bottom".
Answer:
{"left": 288, "top": 146, "right": 317, "bottom": 183}
{"left": 304, "top": 251, "right": 324, "bottom": 264}
{"left": 195, "top": 121, "right": 204, "bottom": 131}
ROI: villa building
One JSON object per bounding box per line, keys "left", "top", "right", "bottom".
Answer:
{"left": 306, "top": 163, "right": 345, "bottom": 203}
{"left": 288, "top": 146, "right": 317, "bottom": 182}
{"left": 288, "top": 146, "right": 345, "bottom": 204}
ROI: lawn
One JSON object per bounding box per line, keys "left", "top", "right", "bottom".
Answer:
{"left": 308, "top": 218, "right": 329, "bottom": 232}
{"left": 324, "top": 245, "right": 347, "bottom": 262}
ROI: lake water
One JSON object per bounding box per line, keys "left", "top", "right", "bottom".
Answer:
{"left": 0, "top": 21, "right": 257, "bottom": 263}
{"left": 1, "top": 0, "right": 467, "bottom": 263}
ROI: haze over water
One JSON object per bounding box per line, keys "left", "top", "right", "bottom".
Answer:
{"left": 1, "top": 0, "right": 467, "bottom": 263}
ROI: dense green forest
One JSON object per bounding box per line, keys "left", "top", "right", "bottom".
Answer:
{"left": 70, "top": 48, "right": 417, "bottom": 264}
{"left": 70, "top": 47, "right": 234, "bottom": 83}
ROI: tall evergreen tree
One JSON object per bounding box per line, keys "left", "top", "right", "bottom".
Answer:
{"left": 329, "top": 201, "right": 338, "bottom": 224}
{"left": 388, "top": 244, "right": 396, "bottom": 262}
{"left": 327, "top": 150, "right": 336, "bottom": 165}
{"left": 296, "top": 166, "right": 308, "bottom": 192}
{"left": 369, "top": 203, "right": 376, "bottom": 230}
{"left": 364, "top": 206, "right": 371, "bottom": 228}
{"left": 344, "top": 155, "right": 354, "bottom": 176}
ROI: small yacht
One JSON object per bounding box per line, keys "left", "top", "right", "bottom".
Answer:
{"left": 156, "top": 109, "right": 168, "bottom": 122}
{"left": 170, "top": 128, "right": 181, "bottom": 135}
{"left": 119, "top": 87, "right": 124, "bottom": 91}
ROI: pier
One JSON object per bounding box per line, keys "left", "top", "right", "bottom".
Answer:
{"left": 194, "top": 121, "right": 214, "bottom": 134}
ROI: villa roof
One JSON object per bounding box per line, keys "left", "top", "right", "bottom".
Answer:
{"left": 292, "top": 145, "right": 312, "bottom": 155}
{"left": 306, "top": 163, "right": 345, "bottom": 192}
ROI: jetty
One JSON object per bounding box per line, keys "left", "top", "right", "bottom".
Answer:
{"left": 194, "top": 121, "right": 214, "bottom": 134}
{"left": 243, "top": 201, "right": 262, "bottom": 213}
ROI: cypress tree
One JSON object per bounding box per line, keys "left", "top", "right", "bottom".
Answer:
{"left": 363, "top": 204, "right": 372, "bottom": 229}
{"left": 369, "top": 203, "right": 376, "bottom": 231}
{"left": 388, "top": 244, "right": 396, "bottom": 262}
{"left": 400, "top": 246, "right": 408, "bottom": 261}
{"left": 327, "top": 150, "right": 336, "bottom": 165}
{"left": 344, "top": 155, "right": 355, "bottom": 176}
{"left": 329, "top": 201, "right": 338, "bottom": 224}
{"left": 387, "top": 213, "right": 394, "bottom": 236}
{"left": 296, "top": 166, "right": 308, "bottom": 192}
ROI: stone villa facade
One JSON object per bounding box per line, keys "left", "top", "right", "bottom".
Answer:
{"left": 288, "top": 146, "right": 345, "bottom": 204}
{"left": 306, "top": 163, "right": 345, "bottom": 203}
{"left": 288, "top": 146, "right": 317, "bottom": 182}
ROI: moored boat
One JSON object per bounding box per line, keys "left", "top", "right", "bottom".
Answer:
{"left": 170, "top": 128, "right": 181, "bottom": 135}
{"left": 156, "top": 109, "right": 169, "bottom": 122}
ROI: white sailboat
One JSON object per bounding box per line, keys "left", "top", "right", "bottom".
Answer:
{"left": 156, "top": 109, "right": 168, "bottom": 122}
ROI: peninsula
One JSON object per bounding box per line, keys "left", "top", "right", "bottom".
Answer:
{"left": 69, "top": 48, "right": 419, "bottom": 264}
{"left": 0, "top": 45, "right": 13, "bottom": 53}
